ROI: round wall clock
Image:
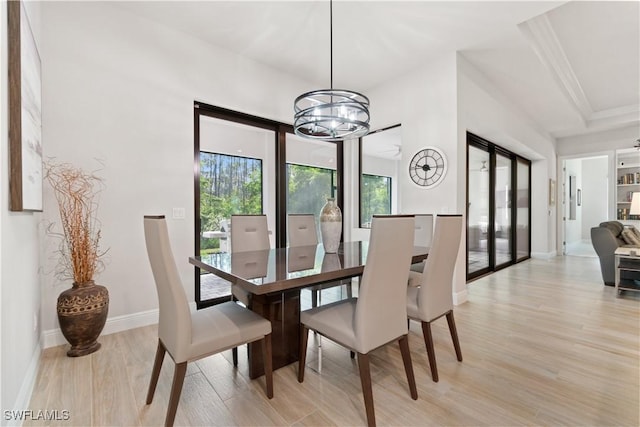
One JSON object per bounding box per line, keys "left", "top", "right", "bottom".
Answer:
{"left": 408, "top": 146, "right": 448, "bottom": 188}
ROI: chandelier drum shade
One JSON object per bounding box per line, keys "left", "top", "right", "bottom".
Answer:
{"left": 293, "top": 0, "right": 370, "bottom": 141}
{"left": 294, "top": 89, "right": 370, "bottom": 141}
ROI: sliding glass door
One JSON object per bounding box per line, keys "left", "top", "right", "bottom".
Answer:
{"left": 516, "top": 159, "right": 531, "bottom": 261}
{"left": 495, "top": 150, "right": 513, "bottom": 268}
{"left": 285, "top": 133, "right": 338, "bottom": 244}
{"left": 467, "top": 133, "right": 531, "bottom": 280}
{"left": 194, "top": 102, "right": 344, "bottom": 308}
{"left": 196, "top": 114, "right": 276, "bottom": 305}
{"left": 467, "top": 145, "right": 490, "bottom": 276}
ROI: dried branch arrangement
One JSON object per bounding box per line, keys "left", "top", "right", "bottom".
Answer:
{"left": 45, "top": 161, "right": 107, "bottom": 284}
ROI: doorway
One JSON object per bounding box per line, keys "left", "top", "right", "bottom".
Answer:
{"left": 562, "top": 156, "right": 608, "bottom": 257}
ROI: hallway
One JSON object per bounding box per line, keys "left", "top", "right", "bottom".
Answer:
{"left": 565, "top": 239, "right": 597, "bottom": 258}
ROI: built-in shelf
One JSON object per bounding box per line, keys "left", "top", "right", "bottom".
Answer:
{"left": 617, "top": 149, "right": 640, "bottom": 221}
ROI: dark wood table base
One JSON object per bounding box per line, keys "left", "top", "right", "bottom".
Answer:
{"left": 190, "top": 242, "right": 429, "bottom": 379}
{"left": 248, "top": 289, "right": 301, "bottom": 379}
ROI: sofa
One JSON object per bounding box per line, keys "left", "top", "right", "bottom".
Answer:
{"left": 591, "top": 221, "right": 640, "bottom": 286}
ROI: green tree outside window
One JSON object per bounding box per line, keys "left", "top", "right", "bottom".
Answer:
{"left": 361, "top": 174, "right": 391, "bottom": 227}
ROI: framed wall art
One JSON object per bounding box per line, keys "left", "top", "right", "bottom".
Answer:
{"left": 8, "top": 0, "right": 43, "bottom": 211}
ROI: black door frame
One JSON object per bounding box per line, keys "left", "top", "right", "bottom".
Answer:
{"left": 466, "top": 132, "right": 531, "bottom": 281}
{"left": 194, "top": 101, "right": 344, "bottom": 308}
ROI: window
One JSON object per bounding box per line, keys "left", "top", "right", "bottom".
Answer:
{"left": 285, "top": 133, "right": 339, "bottom": 244}
{"left": 194, "top": 102, "right": 345, "bottom": 308}
{"left": 195, "top": 108, "right": 277, "bottom": 308}
{"left": 287, "top": 163, "right": 336, "bottom": 215}
{"left": 359, "top": 124, "right": 400, "bottom": 227}
{"left": 199, "top": 152, "right": 262, "bottom": 255}
{"left": 360, "top": 174, "right": 391, "bottom": 227}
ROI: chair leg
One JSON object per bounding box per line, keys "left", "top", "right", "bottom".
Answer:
{"left": 346, "top": 281, "right": 353, "bottom": 298}
{"left": 446, "top": 311, "right": 463, "bottom": 362}
{"left": 232, "top": 347, "right": 238, "bottom": 367}
{"left": 165, "top": 362, "right": 187, "bottom": 427}
{"left": 231, "top": 291, "right": 240, "bottom": 367}
{"left": 421, "top": 321, "right": 439, "bottom": 382}
{"left": 350, "top": 351, "right": 355, "bottom": 359}
{"left": 262, "top": 333, "right": 274, "bottom": 398}
{"left": 398, "top": 335, "right": 418, "bottom": 400}
{"left": 146, "top": 339, "right": 166, "bottom": 404}
{"left": 298, "top": 325, "right": 309, "bottom": 382}
{"left": 356, "top": 352, "right": 376, "bottom": 427}
{"left": 311, "top": 290, "right": 318, "bottom": 308}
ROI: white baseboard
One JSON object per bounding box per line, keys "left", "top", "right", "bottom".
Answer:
{"left": 43, "top": 308, "right": 158, "bottom": 349}
{"left": 7, "top": 344, "right": 42, "bottom": 426}
{"left": 42, "top": 302, "right": 198, "bottom": 349}
{"left": 453, "top": 288, "right": 468, "bottom": 305}
{"left": 531, "top": 250, "right": 557, "bottom": 259}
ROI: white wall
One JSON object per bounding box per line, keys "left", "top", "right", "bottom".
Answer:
{"left": 581, "top": 157, "right": 608, "bottom": 237}
{"left": 1, "top": 1, "right": 5, "bottom": 413}
{"left": 1, "top": 1, "right": 43, "bottom": 420}
{"left": 379, "top": 55, "right": 460, "bottom": 216}
{"left": 557, "top": 125, "right": 640, "bottom": 227}
{"left": 344, "top": 138, "right": 367, "bottom": 242}
{"left": 361, "top": 53, "right": 467, "bottom": 299}
{"left": 363, "top": 54, "right": 459, "bottom": 215}
{"left": 556, "top": 125, "right": 640, "bottom": 157}
{"left": 457, "top": 54, "right": 558, "bottom": 258}
{"left": 39, "top": 1, "right": 314, "bottom": 345}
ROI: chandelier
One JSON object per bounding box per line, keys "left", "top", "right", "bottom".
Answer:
{"left": 294, "top": 0, "right": 370, "bottom": 141}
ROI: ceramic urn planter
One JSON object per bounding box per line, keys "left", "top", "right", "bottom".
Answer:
{"left": 57, "top": 281, "right": 109, "bottom": 357}
{"left": 320, "top": 197, "right": 342, "bottom": 253}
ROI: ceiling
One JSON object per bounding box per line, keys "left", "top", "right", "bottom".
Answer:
{"left": 117, "top": 1, "right": 639, "bottom": 144}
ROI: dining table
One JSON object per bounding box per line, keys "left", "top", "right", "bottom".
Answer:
{"left": 190, "top": 241, "right": 429, "bottom": 379}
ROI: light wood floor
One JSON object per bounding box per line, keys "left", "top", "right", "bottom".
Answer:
{"left": 27, "top": 256, "right": 639, "bottom": 426}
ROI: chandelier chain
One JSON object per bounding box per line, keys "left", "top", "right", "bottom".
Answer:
{"left": 330, "top": 0, "right": 333, "bottom": 90}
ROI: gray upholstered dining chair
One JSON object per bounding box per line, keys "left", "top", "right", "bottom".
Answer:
{"left": 407, "top": 214, "right": 463, "bottom": 382}
{"left": 229, "top": 214, "right": 271, "bottom": 365}
{"left": 229, "top": 214, "right": 270, "bottom": 305}
{"left": 298, "top": 215, "right": 418, "bottom": 427}
{"left": 288, "top": 213, "right": 352, "bottom": 307}
{"left": 410, "top": 214, "right": 434, "bottom": 273}
{"left": 230, "top": 214, "right": 270, "bottom": 254}
{"left": 143, "top": 215, "right": 273, "bottom": 427}
{"left": 288, "top": 214, "right": 319, "bottom": 247}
